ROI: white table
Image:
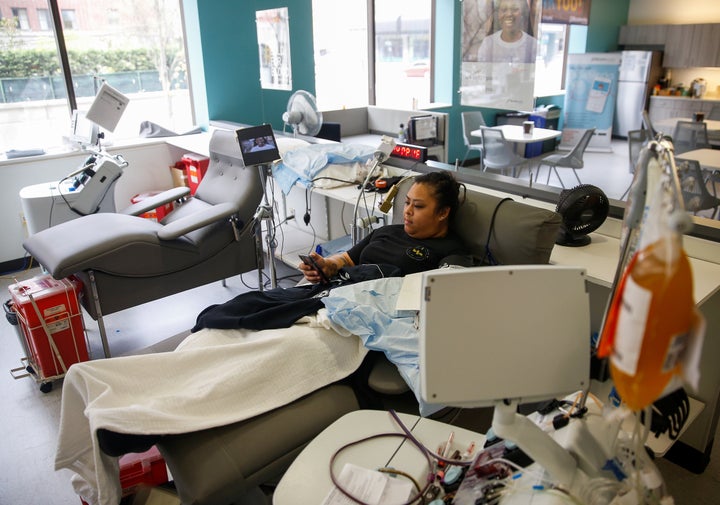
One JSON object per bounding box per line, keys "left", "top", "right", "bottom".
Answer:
{"left": 676, "top": 148, "right": 720, "bottom": 171}
{"left": 273, "top": 410, "right": 483, "bottom": 504}
{"left": 471, "top": 125, "right": 562, "bottom": 145}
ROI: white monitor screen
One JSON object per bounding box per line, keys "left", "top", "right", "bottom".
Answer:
{"left": 69, "top": 110, "right": 99, "bottom": 147}
{"left": 419, "top": 265, "right": 590, "bottom": 408}
{"left": 409, "top": 115, "right": 438, "bottom": 142}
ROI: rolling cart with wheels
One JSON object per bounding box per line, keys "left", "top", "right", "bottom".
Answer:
{"left": 7, "top": 275, "right": 89, "bottom": 392}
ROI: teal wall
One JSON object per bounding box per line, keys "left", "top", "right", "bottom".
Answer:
{"left": 195, "top": 0, "right": 315, "bottom": 130}
{"left": 191, "top": 0, "right": 631, "bottom": 161}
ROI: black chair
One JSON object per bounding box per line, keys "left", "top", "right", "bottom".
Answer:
{"left": 673, "top": 121, "right": 711, "bottom": 155}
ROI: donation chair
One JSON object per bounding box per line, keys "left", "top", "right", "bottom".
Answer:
{"left": 95, "top": 181, "right": 563, "bottom": 505}
{"left": 22, "top": 129, "right": 265, "bottom": 357}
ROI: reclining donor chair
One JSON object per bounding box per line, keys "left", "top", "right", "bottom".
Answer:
{"left": 22, "top": 129, "right": 265, "bottom": 357}
{"left": 142, "top": 180, "right": 563, "bottom": 505}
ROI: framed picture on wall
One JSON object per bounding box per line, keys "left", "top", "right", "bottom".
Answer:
{"left": 256, "top": 7, "right": 292, "bottom": 91}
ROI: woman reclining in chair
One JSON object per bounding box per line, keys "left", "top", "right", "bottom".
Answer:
{"left": 192, "top": 170, "right": 471, "bottom": 332}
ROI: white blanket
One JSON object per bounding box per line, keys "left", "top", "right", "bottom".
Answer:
{"left": 55, "top": 317, "right": 368, "bottom": 505}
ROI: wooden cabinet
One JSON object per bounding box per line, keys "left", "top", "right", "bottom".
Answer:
{"left": 621, "top": 24, "right": 720, "bottom": 68}
{"left": 618, "top": 24, "right": 668, "bottom": 46}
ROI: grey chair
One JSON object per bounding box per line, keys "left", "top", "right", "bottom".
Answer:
{"left": 621, "top": 129, "right": 649, "bottom": 200}
{"left": 479, "top": 126, "right": 529, "bottom": 178}
{"left": 673, "top": 120, "right": 711, "bottom": 155}
{"left": 460, "top": 111, "right": 486, "bottom": 167}
{"left": 535, "top": 128, "right": 596, "bottom": 188}
{"left": 708, "top": 105, "right": 720, "bottom": 120}
{"left": 22, "top": 129, "right": 266, "bottom": 357}
{"left": 675, "top": 158, "right": 720, "bottom": 219}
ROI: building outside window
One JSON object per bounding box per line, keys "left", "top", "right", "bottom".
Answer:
{"left": 374, "top": 0, "right": 432, "bottom": 109}
{"left": 11, "top": 7, "right": 29, "bottom": 30}
{"left": 0, "top": 0, "right": 193, "bottom": 154}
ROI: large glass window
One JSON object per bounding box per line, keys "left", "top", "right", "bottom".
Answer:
{"left": 534, "top": 23, "right": 568, "bottom": 96}
{"left": 374, "top": 0, "right": 431, "bottom": 109}
{"left": 311, "top": 0, "right": 369, "bottom": 111}
{"left": 0, "top": 0, "right": 193, "bottom": 154}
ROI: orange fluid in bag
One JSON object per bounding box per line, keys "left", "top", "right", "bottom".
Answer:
{"left": 609, "top": 238, "right": 694, "bottom": 411}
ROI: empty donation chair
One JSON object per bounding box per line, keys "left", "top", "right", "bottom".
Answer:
{"left": 23, "top": 129, "right": 265, "bottom": 357}
{"left": 675, "top": 158, "right": 720, "bottom": 219}
{"left": 479, "top": 126, "right": 529, "bottom": 178}
{"left": 672, "top": 120, "right": 710, "bottom": 155}
{"left": 460, "top": 110, "right": 486, "bottom": 167}
{"left": 536, "top": 127, "right": 595, "bottom": 189}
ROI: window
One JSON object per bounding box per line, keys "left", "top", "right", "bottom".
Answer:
{"left": 534, "top": 23, "right": 568, "bottom": 96}
{"left": 0, "top": 0, "right": 193, "bottom": 153}
{"left": 38, "top": 9, "right": 51, "bottom": 31}
{"left": 311, "top": 0, "right": 369, "bottom": 110}
{"left": 311, "top": 0, "right": 433, "bottom": 111}
{"left": 11, "top": 8, "right": 29, "bottom": 30}
{"left": 60, "top": 9, "right": 75, "bottom": 29}
{"left": 374, "top": 0, "right": 432, "bottom": 108}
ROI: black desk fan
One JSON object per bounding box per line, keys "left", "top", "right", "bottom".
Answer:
{"left": 555, "top": 184, "right": 610, "bottom": 246}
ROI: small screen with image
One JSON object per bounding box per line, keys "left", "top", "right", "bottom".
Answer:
{"left": 235, "top": 124, "right": 281, "bottom": 166}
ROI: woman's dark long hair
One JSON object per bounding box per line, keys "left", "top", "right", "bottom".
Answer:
{"left": 413, "top": 171, "right": 466, "bottom": 221}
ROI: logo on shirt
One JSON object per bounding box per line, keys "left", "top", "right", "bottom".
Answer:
{"left": 406, "top": 245, "right": 430, "bottom": 261}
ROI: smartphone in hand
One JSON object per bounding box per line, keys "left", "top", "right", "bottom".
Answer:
{"left": 299, "top": 254, "right": 330, "bottom": 284}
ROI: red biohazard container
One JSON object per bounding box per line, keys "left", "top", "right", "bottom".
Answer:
{"left": 181, "top": 153, "right": 210, "bottom": 194}
{"left": 130, "top": 191, "right": 175, "bottom": 222}
{"left": 8, "top": 274, "right": 88, "bottom": 382}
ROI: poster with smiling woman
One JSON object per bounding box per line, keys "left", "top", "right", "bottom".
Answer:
{"left": 460, "top": 0, "right": 541, "bottom": 110}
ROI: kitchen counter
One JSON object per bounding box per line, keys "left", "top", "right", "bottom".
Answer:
{"left": 649, "top": 95, "right": 720, "bottom": 124}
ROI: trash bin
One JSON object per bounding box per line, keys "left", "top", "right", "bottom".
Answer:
{"left": 4, "top": 299, "right": 30, "bottom": 359}
{"left": 528, "top": 105, "right": 561, "bottom": 157}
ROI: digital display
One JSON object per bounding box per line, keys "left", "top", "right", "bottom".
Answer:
{"left": 235, "top": 124, "right": 281, "bottom": 166}
{"left": 390, "top": 143, "right": 428, "bottom": 162}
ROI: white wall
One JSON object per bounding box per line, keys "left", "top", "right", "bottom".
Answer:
{"left": 0, "top": 141, "right": 186, "bottom": 264}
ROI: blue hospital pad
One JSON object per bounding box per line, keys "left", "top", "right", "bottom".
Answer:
{"left": 273, "top": 143, "right": 375, "bottom": 194}
{"left": 323, "top": 277, "right": 445, "bottom": 416}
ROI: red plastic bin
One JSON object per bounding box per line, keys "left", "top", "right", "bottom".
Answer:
{"left": 130, "top": 191, "right": 174, "bottom": 222}
{"left": 9, "top": 274, "right": 88, "bottom": 380}
{"left": 180, "top": 153, "right": 209, "bottom": 194}
{"left": 80, "top": 446, "right": 169, "bottom": 504}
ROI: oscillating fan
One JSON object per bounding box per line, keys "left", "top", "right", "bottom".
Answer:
{"left": 555, "top": 184, "right": 609, "bottom": 247}
{"left": 282, "top": 90, "right": 323, "bottom": 137}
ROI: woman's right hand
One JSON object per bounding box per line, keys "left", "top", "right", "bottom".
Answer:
{"left": 299, "top": 252, "right": 329, "bottom": 284}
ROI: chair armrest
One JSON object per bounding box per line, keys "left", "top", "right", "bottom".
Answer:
{"left": 158, "top": 202, "right": 238, "bottom": 240}
{"left": 119, "top": 187, "right": 191, "bottom": 216}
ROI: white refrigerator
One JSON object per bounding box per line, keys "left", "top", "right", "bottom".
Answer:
{"left": 612, "top": 50, "right": 664, "bottom": 138}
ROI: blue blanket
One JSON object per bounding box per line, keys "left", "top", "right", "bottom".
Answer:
{"left": 273, "top": 143, "right": 375, "bottom": 194}
{"left": 322, "top": 277, "right": 444, "bottom": 416}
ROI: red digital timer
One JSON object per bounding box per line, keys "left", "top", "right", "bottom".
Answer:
{"left": 390, "top": 142, "right": 428, "bottom": 163}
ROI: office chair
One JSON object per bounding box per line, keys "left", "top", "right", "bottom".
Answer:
{"left": 675, "top": 158, "right": 720, "bottom": 219}
{"left": 479, "top": 126, "right": 529, "bottom": 178}
{"left": 535, "top": 128, "right": 595, "bottom": 189}
{"left": 620, "top": 129, "right": 649, "bottom": 200}
{"left": 23, "top": 129, "right": 265, "bottom": 357}
{"left": 460, "top": 111, "right": 486, "bottom": 167}
{"left": 673, "top": 120, "right": 711, "bottom": 155}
